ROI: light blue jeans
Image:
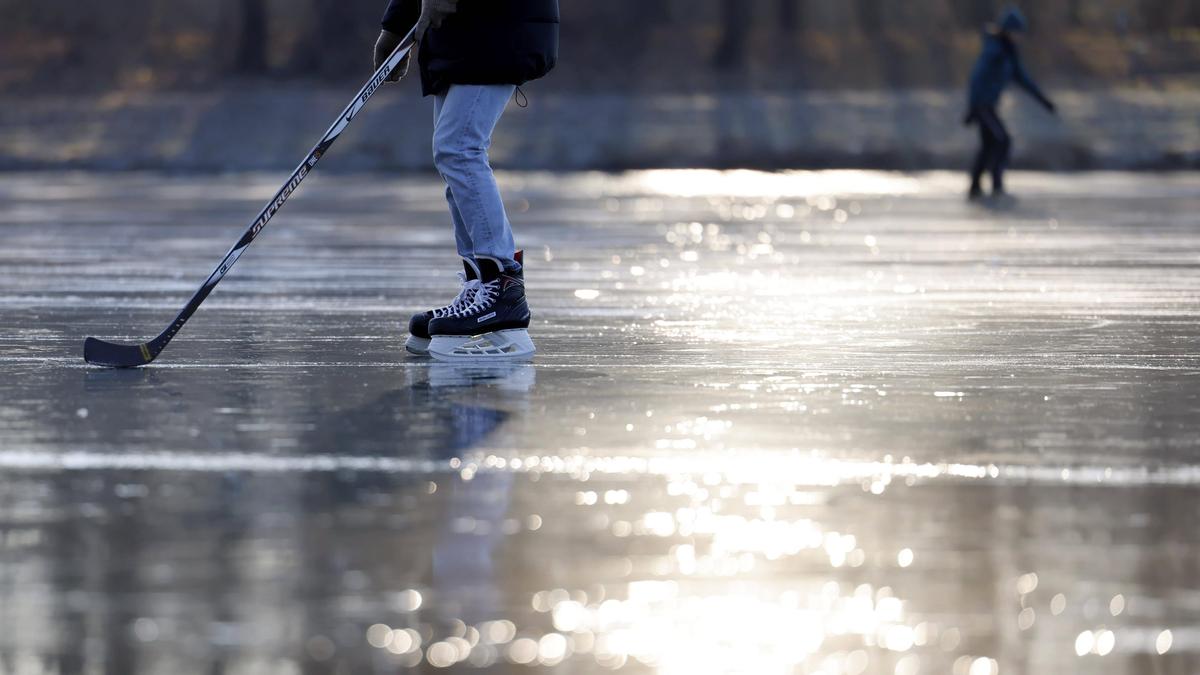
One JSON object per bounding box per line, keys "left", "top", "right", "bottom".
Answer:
{"left": 433, "top": 84, "right": 518, "bottom": 271}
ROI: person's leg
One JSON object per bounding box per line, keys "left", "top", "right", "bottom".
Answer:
{"left": 990, "top": 114, "right": 1012, "bottom": 195}
{"left": 969, "top": 123, "right": 990, "bottom": 198}
{"left": 433, "top": 93, "right": 476, "bottom": 261}
{"left": 431, "top": 84, "right": 519, "bottom": 271}
{"left": 973, "top": 108, "right": 1002, "bottom": 196}
{"left": 444, "top": 186, "right": 475, "bottom": 261}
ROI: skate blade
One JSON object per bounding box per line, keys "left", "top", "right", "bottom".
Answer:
{"left": 405, "top": 335, "right": 431, "bottom": 355}
{"left": 429, "top": 329, "right": 535, "bottom": 362}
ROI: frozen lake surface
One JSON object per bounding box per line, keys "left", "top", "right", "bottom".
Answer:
{"left": 1, "top": 170, "right": 1199, "bottom": 674}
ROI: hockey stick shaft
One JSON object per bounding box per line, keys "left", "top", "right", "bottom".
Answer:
{"left": 141, "top": 27, "right": 416, "bottom": 358}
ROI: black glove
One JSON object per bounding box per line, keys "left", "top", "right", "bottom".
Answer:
{"left": 374, "top": 29, "right": 408, "bottom": 83}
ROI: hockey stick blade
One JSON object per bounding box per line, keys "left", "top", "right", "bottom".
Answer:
{"left": 83, "top": 337, "right": 160, "bottom": 368}
{"left": 82, "top": 26, "right": 417, "bottom": 368}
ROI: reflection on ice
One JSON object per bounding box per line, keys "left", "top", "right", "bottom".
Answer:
{"left": 1, "top": 171, "right": 1199, "bottom": 674}
{"left": 10, "top": 449, "right": 1200, "bottom": 489}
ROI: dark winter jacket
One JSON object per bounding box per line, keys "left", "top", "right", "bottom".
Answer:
{"left": 967, "top": 31, "right": 1053, "bottom": 112}
{"left": 381, "top": 0, "right": 559, "bottom": 97}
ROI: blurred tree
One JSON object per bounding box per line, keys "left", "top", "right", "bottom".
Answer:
{"left": 300, "top": 0, "right": 364, "bottom": 76}
{"left": 645, "top": 1, "right": 673, "bottom": 24}
{"left": 1067, "top": 0, "right": 1086, "bottom": 27}
{"left": 778, "top": 0, "right": 800, "bottom": 31}
{"left": 951, "top": 0, "right": 996, "bottom": 29}
{"left": 1144, "top": 0, "right": 1169, "bottom": 30}
{"left": 2, "top": 0, "right": 1199, "bottom": 93}
{"left": 857, "top": 0, "right": 881, "bottom": 34}
{"left": 234, "top": 0, "right": 269, "bottom": 73}
{"left": 1144, "top": 0, "right": 1200, "bottom": 30}
{"left": 713, "top": 0, "right": 751, "bottom": 68}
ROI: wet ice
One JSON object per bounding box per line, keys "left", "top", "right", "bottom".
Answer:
{"left": 0, "top": 170, "right": 1199, "bottom": 674}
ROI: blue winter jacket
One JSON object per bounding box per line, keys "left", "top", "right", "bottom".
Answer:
{"left": 967, "top": 31, "right": 1053, "bottom": 111}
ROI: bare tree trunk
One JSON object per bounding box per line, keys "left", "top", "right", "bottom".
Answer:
{"left": 1142, "top": 0, "right": 1171, "bottom": 31}
{"left": 1067, "top": 0, "right": 1086, "bottom": 27}
{"left": 234, "top": 0, "right": 269, "bottom": 74}
{"left": 857, "top": 0, "right": 881, "bottom": 34}
{"left": 778, "top": 0, "right": 799, "bottom": 31}
{"left": 645, "top": 0, "right": 672, "bottom": 24}
{"left": 952, "top": 0, "right": 994, "bottom": 29}
{"left": 713, "top": 0, "right": 751, "bottom": 69}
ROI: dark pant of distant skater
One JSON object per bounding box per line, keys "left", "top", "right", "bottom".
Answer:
{"left": 964, "top": 6, "right": 1057, "bottom": 200}
{"left": 374, "top": 0, "right": 559, "bottom": 361}
{"left": 970, "top": 106, "right": 1011, "bottom": 196}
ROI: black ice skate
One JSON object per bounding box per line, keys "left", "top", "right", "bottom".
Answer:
{"left": 405, "top": 258, "right": 482, "bottom": 355}
{"left": 427, "top": 256, "right": 535, "bottom": 361}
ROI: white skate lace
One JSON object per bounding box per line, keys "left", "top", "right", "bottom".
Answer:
{"left": 431, "top": 273, "right": 481, "bottom": 319}
{"left": 445, "top": 279, "right": 500, "bottom": 318}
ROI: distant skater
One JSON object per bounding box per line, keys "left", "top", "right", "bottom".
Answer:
{"left": 374, "top": 0, "right": 559, "bottom": 360}
{"left": 964, "top": 6, "right": 1057, "bottom": 200}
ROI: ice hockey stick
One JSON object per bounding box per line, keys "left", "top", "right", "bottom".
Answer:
{"left": 83, "top": 27, "right": 417, "bottom": 368}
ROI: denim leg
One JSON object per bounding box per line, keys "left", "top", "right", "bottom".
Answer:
{"left": 432, "top": 84, "right": 518, "bottom": 271}
{"left": 434, "top": 94, "right": 476, "bottom": 261}
{"left": 444, "top": 186, "right": 475, "bottom": 261}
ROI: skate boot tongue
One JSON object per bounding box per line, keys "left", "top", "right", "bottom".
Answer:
{"left": 476, "top": 257, "right": 505, "bottom": 284}
{"left": 462, "top": 257, "right": 481, "bottom": 281}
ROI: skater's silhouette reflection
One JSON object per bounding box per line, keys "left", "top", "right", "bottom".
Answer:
{"left": 302, "top": 363, "right": 534, "bottom": 458}
{"left": 297, "top": 363, "right": 534, "bottom": 661}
